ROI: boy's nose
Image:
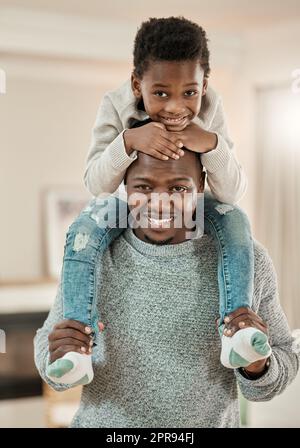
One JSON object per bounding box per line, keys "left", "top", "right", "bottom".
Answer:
{"left": 163, "top": 99, "right": 186, "bottom": 115}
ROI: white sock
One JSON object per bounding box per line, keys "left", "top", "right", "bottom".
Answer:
{"left": 220, "top": 325, "right": 272, "bottom": 369}
{"left": 46, "top": 352, "right": 94, "bottom": 385}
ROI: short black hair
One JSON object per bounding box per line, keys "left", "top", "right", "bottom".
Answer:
{"left": 133, "top": 16, "right": 210, "bottom": 79}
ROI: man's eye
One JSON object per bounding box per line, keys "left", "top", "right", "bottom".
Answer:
{"left": 135, "top": 185, "right": 152, "bottom": 191}
{"left": 154, "top": 91, "right": 168, "bottom": 98}
{"left": 171, "top": 186, "right": 188, "bottom": 193}
{"left": 185, "top": 90, "right": 198, "bottom": 96}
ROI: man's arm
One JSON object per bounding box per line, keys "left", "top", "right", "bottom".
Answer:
{"left": 33, "top": 282, "right": 75, "bottom": 392}
{"left": 235, "top": 243, "right": 300, "bottom": 401}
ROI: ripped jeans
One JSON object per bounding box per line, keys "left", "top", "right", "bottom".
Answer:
{"left": 61, "top": 191, "right": 254, "bottom": 339}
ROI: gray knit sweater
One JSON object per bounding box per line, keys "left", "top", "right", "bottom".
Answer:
{"left": 34, "top": 230, "right": 299, "bottom": 428}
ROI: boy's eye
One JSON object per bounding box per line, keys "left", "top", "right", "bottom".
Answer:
{"left": 154, "top": 91, "right": 168, "bottom": 98}
{"left": 185, "top": 90, "right": 198, "bottom": 96}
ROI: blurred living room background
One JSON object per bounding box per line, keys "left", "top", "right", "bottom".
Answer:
{"left": 0, "top": 0, "right": 300, "bottom": 427}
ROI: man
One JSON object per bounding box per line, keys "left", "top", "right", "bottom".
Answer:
{"left": 34, "top": 147, "right": 299, "bottom": 428}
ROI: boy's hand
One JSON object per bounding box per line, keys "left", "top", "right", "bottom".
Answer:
{"left": 48, "top": 319, "right": 94, "bottom": 363}
{"left": 123, "top": 122, "right": 184, "bottom": 161}
{"left": 172, "top": 122, "right": 218, "bottom": 154}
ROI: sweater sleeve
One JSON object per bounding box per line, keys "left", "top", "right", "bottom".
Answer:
{"left": 33, "top": 280, "right": 77, "bottom": 392}
{"left": 235, "top": 245, "right": 300, "bottom": 401}
{"left": 84, "top": 93, "right": 138, "bottom": 197}
{"left": 201, "top": 96, "right": 248, "bottom": 205}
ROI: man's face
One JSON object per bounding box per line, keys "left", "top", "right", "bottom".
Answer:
{"left": 125, "top": 150, "right": 205, "bottom": 245}
{"left": 131, "top": 59, "right": 207, "bottom": 132}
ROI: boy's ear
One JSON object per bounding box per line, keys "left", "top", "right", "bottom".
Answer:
{"left": 202, "top": 77, "right": 208, "bottom": 96}
{"left": 131, "top": 72, "right": 142, "bottom": 99}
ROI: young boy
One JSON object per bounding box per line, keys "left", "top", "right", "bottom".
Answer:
{"left": 46, "top": 16, "right": 271, "bottom": 386}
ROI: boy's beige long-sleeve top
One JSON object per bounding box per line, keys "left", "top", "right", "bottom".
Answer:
{"left": 84, "top": 79, "right": 247, "bottom": 204}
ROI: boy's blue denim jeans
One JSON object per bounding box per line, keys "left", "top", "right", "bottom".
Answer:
{"left": 62, "top": 191, "right": 254, "bottom": 340}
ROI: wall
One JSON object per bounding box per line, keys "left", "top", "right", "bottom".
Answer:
{"left": 0, "top": 55, "right": 130, "bottom": 279}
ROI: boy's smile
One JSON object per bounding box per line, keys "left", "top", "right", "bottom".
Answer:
{"left": 131, "top": 60, "right": 207, "bottom": 132}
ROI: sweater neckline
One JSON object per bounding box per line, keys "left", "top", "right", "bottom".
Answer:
{"left": 122, "top": 228, "right": 201, "bottom": 257}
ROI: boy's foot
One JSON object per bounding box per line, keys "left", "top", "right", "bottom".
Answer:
{"left": 46, "top": 352, "right": 94, "bottom": 385}
{"left": 219, "top": 324, "right": 272, "bottom": 369}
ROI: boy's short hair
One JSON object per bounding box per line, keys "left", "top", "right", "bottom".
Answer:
{"left": 133, "top": 16, "right": 210, "bottom": 79}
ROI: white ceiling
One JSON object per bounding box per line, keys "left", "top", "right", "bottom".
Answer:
{"left": 1, "top": 0, "right": 300, "bottom": 31}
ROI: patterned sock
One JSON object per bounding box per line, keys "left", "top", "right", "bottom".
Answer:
{"left": 219, "top": 324, "right": 272, "bottom": 369}
{"left": 46, "top": 352, "right": 94, "bottom": 385}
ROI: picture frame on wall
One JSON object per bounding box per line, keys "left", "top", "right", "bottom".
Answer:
{"left": 44, "top": 186, "right": 91, "bottom": 279}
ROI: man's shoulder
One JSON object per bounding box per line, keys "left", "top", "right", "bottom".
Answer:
{"left": 253, "top": 239, "right": 273, "bottom": 267}
{"left": 252, "top": 239, "right": 277, "bottom": 289}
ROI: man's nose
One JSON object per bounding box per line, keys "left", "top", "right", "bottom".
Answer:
{"left": 147, "top": 192, "right": 174, "bottom": 214}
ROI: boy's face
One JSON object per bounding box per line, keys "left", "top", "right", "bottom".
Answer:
{"left": 131, "top": 59, "right": 207, "bottom": 132}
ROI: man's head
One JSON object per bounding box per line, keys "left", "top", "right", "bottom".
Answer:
{"left": 131, "top": 16, "right": 210, "bottom": 132}
{"left": 124, "top": 128, "right": 206, "bottom": 245}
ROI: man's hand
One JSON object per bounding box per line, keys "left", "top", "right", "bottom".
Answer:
{"left": 48, "top": 319, "right": 94, "bottom": 364}
{"left": 222, "top": 307, "right": 270, "bottom": 374}
{"left": 123, "top": 122, "right": 184, "bottom": 161}
{"left": 171, "top": 121, "right": 218, "bottom": 154}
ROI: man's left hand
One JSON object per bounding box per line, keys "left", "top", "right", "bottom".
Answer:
{"left": 223, "top": 306, "right": 270, "bottom": 375}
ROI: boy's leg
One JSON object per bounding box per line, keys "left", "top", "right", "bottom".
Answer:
{"left": 204, "top": 191, "right": 271, "bottom": 368}
{"left": 47, "top": 195, "right": 127, "bottom": 384}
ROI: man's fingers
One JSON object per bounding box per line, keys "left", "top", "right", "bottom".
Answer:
{"left": 224, "top": 307, "right": 251, "bottom": 322}
{"left": 224, "top": 318, "right": 268, "bottom": 336}
{"left": 49, "top": 337, "right": 92, "bottom": 353}
{"left": 98, "top": 322, "right": 105, "bottom": 331}
{"left": 53, "top": 319, "right": 92, "bottom": 335}
{"left": 49, "top": 328, "right": 92, "bottom": 345}
{"left": 225, "top": 308, "right": 266, "bottom": 326}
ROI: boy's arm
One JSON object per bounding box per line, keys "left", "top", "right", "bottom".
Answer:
{"left": 201, "top": 97, "right": 248, "bottom": 205}
{"left": 235, "top": 245, "right": 300, "bottom": 401}
{"left": 84, "top": 94, "right": 138, "bottom": 197}
{"left": 33, "top": 281, "right": 76, "bottom": 392}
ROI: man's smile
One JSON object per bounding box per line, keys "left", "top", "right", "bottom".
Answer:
{"left": 141, "top": 212, "right": 175, "bottom": 228}
{"left": 147, "top": 215, "right": 174, "bottom": 228}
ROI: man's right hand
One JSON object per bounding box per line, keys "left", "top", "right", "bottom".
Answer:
{"left": 123, "top": 122, "right": 185, "bottom": 161}
{"left": 48, "top": 320, "right": 94, "bottom": 364}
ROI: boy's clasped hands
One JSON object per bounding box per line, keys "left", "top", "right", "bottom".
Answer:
{"left": 123, "top": 120, "right": 218, "bottom": 161}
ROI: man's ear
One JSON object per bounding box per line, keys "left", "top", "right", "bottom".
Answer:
{"left": 202, "top": 77, "right": 208, "bottom": 97}
{"left": 131, "top": 72, "right": 142, "bottom": 99}
{"left": 198, "top": 171, "right": 206, "bottom": 192}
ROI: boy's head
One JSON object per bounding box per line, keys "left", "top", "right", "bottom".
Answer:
{"left": 131, "top": 16, "right": 210, "bottom": 132}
